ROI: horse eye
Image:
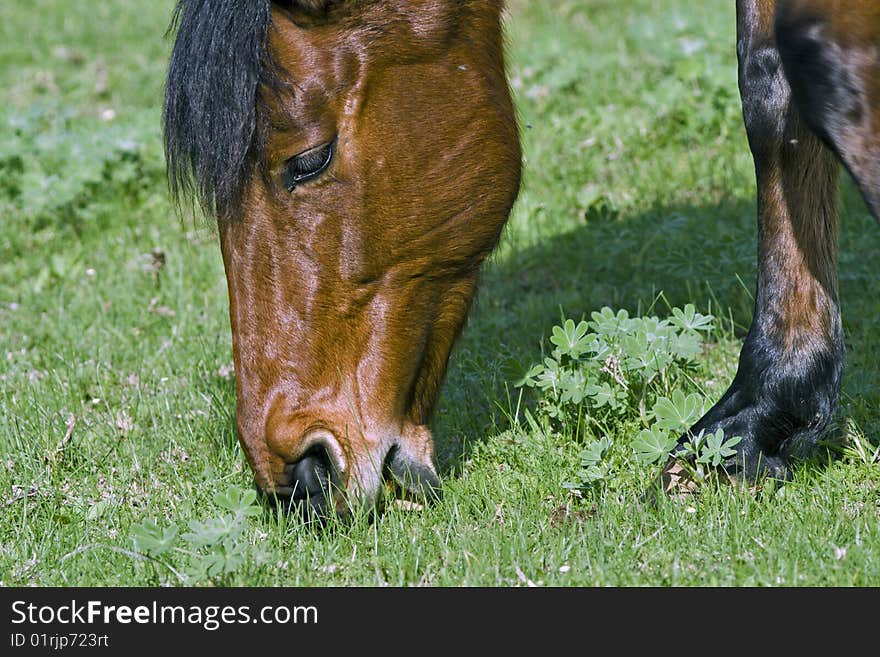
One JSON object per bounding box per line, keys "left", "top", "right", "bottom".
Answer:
{"left": 282, "top": 141, "right": 334, "bottom": 191}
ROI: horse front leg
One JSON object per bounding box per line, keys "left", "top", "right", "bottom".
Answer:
{"left": 680, "top": 0, "right": 843, "bottom": 481}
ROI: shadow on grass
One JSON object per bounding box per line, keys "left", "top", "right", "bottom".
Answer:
{"left": 201, "top": 180, "right": 877, "bottom": 481}
{"left": 433, "top": 179, "right": 880, "bottom": 474}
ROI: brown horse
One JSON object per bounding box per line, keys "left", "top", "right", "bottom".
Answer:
{"left": 164, "top": 0, "right": 520, "bottom": 516}
{"left": 162, "top": 0, "right": 878, "bottom": 517}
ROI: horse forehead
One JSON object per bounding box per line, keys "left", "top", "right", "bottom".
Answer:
{"left": 270, "top": 0, "right": 493, "bottom": 66}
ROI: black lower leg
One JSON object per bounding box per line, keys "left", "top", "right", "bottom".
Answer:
{"left": 681, "top": 0, "right": 844, "bottom": 481}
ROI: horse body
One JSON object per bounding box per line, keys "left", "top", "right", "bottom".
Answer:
{"left": 776, "top": 0, "right": 880, "bottom": 218}
{"left": 164, "top": 0, "right": 878, "bottom": 516}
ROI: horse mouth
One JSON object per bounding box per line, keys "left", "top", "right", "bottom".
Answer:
{"left": 259, "top": 442, "right": 441, "bottom": 522}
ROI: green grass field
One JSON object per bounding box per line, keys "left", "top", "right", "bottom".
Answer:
{"left": 2, "top": 0, "right": 878, "bottom": 586}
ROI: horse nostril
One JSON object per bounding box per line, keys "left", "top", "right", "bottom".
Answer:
{"left": 383, "top": 445, "right": 442, "bottom": 501}
{"left": 285, "top": 444, "right": 336, "bottom": 502}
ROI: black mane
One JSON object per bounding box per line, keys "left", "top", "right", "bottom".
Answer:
{"left": 163, "top": 0, "right": 273, "bottom": 217}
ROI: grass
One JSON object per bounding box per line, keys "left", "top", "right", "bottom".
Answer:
{"left": 1, "top": 0, "right": 878, "bottom": 587}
